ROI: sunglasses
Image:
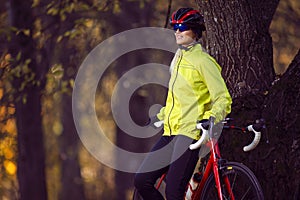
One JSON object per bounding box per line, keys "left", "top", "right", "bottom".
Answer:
{"left": 173, "top": 24, "right": 190, "bottom": 32}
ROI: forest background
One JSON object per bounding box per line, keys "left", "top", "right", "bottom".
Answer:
{"left": 0, "top": 0, "right": 299, "bottom": 200}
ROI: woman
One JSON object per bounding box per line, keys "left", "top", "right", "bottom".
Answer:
{"left": 134, "top": 8, "right": 232, "bottom": 200}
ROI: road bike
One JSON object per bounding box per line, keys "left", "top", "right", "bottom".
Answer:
{"left": 133, "top": 117, "right": 265, "bottom": 200}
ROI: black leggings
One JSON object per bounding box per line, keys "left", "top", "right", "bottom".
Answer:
{"left": 134, "top": 135, "right": 199, "bottom": 200}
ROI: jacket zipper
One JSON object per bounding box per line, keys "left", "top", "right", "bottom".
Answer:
{"left": 167, "top": 55, "right": 182, "bottom": 135}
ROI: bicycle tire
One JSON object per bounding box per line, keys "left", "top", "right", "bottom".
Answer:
{"left": 200, "top": 162, "right": 264, "bottom": 200}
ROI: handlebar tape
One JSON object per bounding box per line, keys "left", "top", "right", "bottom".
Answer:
{"left": 243, "top": 125, "right": 261, "bottom": 152}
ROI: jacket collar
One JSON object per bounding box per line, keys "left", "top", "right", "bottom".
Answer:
{"left": 178, "top": 41, "right": 199, "bottom": 51}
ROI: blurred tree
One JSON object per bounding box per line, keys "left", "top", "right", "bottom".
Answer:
{"left": 0, "top": 3, "right": 18, "bottom": 200}
{"left": 8, "top": 0, "right": 48, "bottom": 199}
{"left": 106, "top": 1, "right": 160, "bottom": 198}
{"left": 0, "top": 55, "right": 18, "bottom": 199}
{"left": 45, "top": 1, "right": 86, "bottom": 198}
{"left": 5, "top": 0, "right": 88, "bottom": 199}
{"left": 270, "top": 0, "right": 300, "bottom": 74}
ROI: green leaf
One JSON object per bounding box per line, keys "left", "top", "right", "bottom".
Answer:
{"left": 47, "top": 7, "right": 59, "bottom": 16}
{"left": 16, "top": 52, "right": 22, "bottom": 61}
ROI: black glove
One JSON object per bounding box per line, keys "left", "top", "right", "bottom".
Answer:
{"left": 198, "top": 119, "right": 210, "bottom": 130}
{"left": 147, "top": 115, "right": 159, "bottom": 128}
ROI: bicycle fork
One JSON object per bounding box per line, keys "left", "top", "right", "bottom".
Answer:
{"left": 211, "top": 140, "right": 224, "bottom": 200}
{"left": 213, "top": 143, "right": 235, "bottom": 200}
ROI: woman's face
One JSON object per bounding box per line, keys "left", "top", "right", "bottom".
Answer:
{"left": 174, "top": 29, "right": 196, "bottom": 46}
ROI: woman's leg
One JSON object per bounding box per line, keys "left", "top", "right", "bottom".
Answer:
{"left": 165, "top": 135, "right": 199, "bottom": 200}
{"left": 134, "top": 136, "right": 174, "bottom": 200}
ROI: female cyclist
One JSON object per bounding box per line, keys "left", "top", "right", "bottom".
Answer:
{"left": 134, "top": 8, "right": 232, "bottom": 200}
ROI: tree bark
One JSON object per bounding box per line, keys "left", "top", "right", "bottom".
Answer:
{"left": 198, "top": 0, "right": 278, "bottom": 98}
{"left": 261, "top": 49, "right": 300, "bottom": 199}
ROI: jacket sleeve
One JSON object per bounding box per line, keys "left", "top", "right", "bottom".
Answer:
{"left": 198, "top": 56, "right": 232, "bottom": 122}
{"left": 156, "top": 107, "right": 165, "bottom": 121}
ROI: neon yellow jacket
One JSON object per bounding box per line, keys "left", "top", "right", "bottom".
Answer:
{"left": 157, "top": 44, "right": 232, "bottom": 140}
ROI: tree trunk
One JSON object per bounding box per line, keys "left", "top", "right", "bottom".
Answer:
{"left": 15, "top": 90, "right": 47, "bottom": 200}
{"left": 60, "top": 93, "right": 86, "bottom": 200}
{"left": 9, "top": 0, "right": 47, "bottom": 199}
{"left": 195, "top": 1, "right": 300, "bottom": 200}
{"left": 261, "top": 49, "right": 300, "bottom": 199}
{"left": 16, "top": 91, "right": 47, "bottom": 200}
{"left": 198, "top": 0, "right": 278, "bottom": 98}
{"left": 108, "top": 1, "right": 158, "bottom": 199}
{"left": 57, "top": 16, "right": 86, "bottom": 199}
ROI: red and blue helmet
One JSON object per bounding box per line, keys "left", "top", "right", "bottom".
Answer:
{"left": 170, "top": 8, "right": 206, "bottom": 38}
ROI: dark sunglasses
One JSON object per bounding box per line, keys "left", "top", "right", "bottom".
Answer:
{"left": 173, "top": 24, "right": 190, "bottom": 32}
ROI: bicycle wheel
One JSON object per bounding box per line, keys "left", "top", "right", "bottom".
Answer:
{"left": 201, "top": 162, "right": 264, "bottom": 200}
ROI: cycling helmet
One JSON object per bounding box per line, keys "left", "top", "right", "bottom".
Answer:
{"left": 170, "top": 8, "right": 206, "bottom": 39}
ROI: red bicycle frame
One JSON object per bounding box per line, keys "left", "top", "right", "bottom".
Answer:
{"left": 192, "top": 139, "right": 234, "bottom": 200}
{"left": 153, "top": 139, "right": 235, "bottom": 200}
